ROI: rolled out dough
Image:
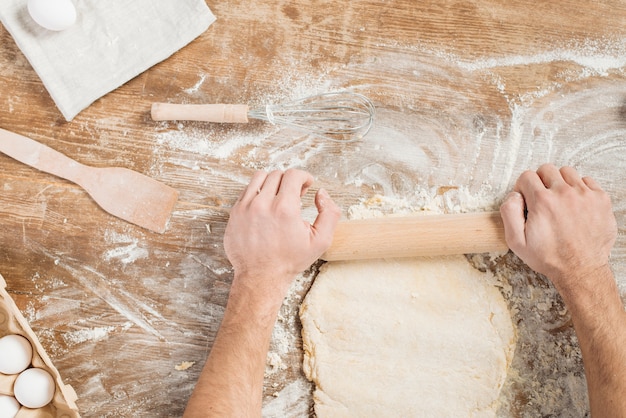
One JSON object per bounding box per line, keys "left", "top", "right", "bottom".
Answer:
{"left": 300, "top": 256, "right": 516, "bottom": 417}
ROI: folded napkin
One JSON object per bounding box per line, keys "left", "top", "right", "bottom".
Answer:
{"left": 0, "top": 0, "right": 216, "bottom": 121}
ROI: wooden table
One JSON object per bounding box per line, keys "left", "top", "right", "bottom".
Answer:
{"left": 2, "top": 0, "right": 626, "bottom": 416}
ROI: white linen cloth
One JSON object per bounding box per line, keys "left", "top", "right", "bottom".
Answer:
{"left": 0, "top": 0, "right": 216, "bottom": 120}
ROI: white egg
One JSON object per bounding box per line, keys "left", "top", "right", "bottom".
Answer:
{"left": 0, "top": 395, "right": 20, "bottom": 418}
{"left": 0, "top": 334, "right": 32, "bottom": 375}
{"left": 14, "top": 368, "right": 55, "bottom": 409}
{"left": 27, "top": 0, "right": 77, "bottom": 32}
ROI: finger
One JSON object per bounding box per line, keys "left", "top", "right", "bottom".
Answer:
{"left": 513, "top": 170, "right": 545, "bottom": 204}
{"left": 536, "top": 163, "right": 564, "bottom": 189}
{"left": 310, "top": 188, "right": 341, "bottom": 252}
{"left": 499, "top": 191, "right": 527, "bottom": 252}
{"left": 258, "top": 170, "right": 285, "bottom": 197}
{"left": 238, "top": 171, "right": 268, "bottom": 204}
{"left": 276, "top": 169, "right": 315, "bottom": 200}
{"left": 559, "top": 166, "right": 584, "bottom": 188}
{"left": 582, "top": 175, "right": 604, "bottom": 191}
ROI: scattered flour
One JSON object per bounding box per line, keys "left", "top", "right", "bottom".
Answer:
{"left": 102, "top": 243, "right": 148, "bottom": 265}
{"left": 454, "top": 38, "right": 626, "bottom": 76}
{"left": 62, "top": 322, "right": 132, "bottom": 346}
{"left": 102, "top": 231, "right": 149, "bottom": 265}
{"left": 184, "top": 74, "right": 208, "bottom": 95}
{"left": 262, "top": 379, "right": 312, "bottom": 418}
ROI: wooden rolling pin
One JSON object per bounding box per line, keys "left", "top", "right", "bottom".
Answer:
{"left": 321, "top": 211, "right": 509, "bottom": 261}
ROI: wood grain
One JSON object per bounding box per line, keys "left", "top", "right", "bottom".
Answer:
{"left": 1, "top": 0, "right": 626, "bottom": 416}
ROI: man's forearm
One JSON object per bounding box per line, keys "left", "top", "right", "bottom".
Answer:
{"left": 183, "top": 279, "right": 284, "bottom": 418}
{"left": 557, "top": 266, "right": 626, "bottom": 416}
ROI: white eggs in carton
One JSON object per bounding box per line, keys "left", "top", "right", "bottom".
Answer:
{"left": 0, "top": 275, "right": 80, "bottom": 418}
{"left": 0, "top": 335, "right": 32, "bottom": 375}
{"left": 0, "top": 395, "right": 21, "bottom": 418}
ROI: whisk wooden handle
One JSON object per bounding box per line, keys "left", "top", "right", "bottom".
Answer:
{"left": 151, "top": 103, "right": 249, "bottom": 123}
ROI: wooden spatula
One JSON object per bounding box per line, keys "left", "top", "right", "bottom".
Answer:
{"left": 321, "top": 211, "right": 509, "bottom": 261}
{"left": 0, "top": 128, "right": 178, "bottom": 233}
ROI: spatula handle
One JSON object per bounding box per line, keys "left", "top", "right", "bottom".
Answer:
{"left": 151, "top": 103, "right": 250, "bottom": 123}
{"left": 0, "top": 128, "right": 85, "bottom": 183}
{"left": 321, "top": 211, "right": 509, "bottom": 261}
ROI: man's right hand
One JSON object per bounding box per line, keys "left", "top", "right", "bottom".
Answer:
{"left": 499, "top": 164, "right": 617, "bottom": 296}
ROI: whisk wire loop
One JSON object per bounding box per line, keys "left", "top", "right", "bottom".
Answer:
{"left": 248, "top": 91, "right": 375, "bottom": 142}
{"left": 264, "top": 104, "right": 276, "bottom": 125}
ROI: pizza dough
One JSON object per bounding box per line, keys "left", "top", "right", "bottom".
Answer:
{"left": 300, "top": 256, "right": 516, "bottom": 417}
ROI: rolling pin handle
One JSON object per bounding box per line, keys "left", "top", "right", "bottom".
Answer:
{"left": 321, "top": 211, "right": 509, "bottom": 261}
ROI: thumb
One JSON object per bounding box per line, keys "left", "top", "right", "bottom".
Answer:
{"left": 310, "top": 188, "right": 341, "bottom": 251}
{"left": 500, "top": 191, "right": 527, "bottom": 252}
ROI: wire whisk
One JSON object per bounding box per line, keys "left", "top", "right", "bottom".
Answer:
{"left": 151, "top": 91, "right": 375, "bottom": 142}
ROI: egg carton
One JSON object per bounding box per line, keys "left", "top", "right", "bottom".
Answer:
{"left": 0, "top": 274, "right": 80, "bottom": 417}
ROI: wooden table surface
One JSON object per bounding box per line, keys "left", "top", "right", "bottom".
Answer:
{"left": 2, "top": 1, "right": 626, "bottom": 416}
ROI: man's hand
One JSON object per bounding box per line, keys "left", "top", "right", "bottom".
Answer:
{"left": 223, "top": 168, "right": 341, "bottom": 306}
{"left": 500, "top": 164, "right": 626, "bottom": 417}
{"left": 500, "top": 164, "right": 617, "bottom": 294}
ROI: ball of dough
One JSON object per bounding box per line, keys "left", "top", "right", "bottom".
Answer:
{"left": 0, "top": 334, "right": 33, "bottom": 375}
{"left": 14, "top": 368, "right": 55, "bottom": 409}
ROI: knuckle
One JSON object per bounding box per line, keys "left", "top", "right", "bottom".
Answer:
{"left": 532, "top": 189, "right": 553, "bottom": 206}
{"left": 284, "top": 167, "right": 298, "bottom": 175}
{"left": 517, "top": 170, "right": 536, "bottom": 184}
{"left": 274, "top": 199, "right": 298, "bottom": 217}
